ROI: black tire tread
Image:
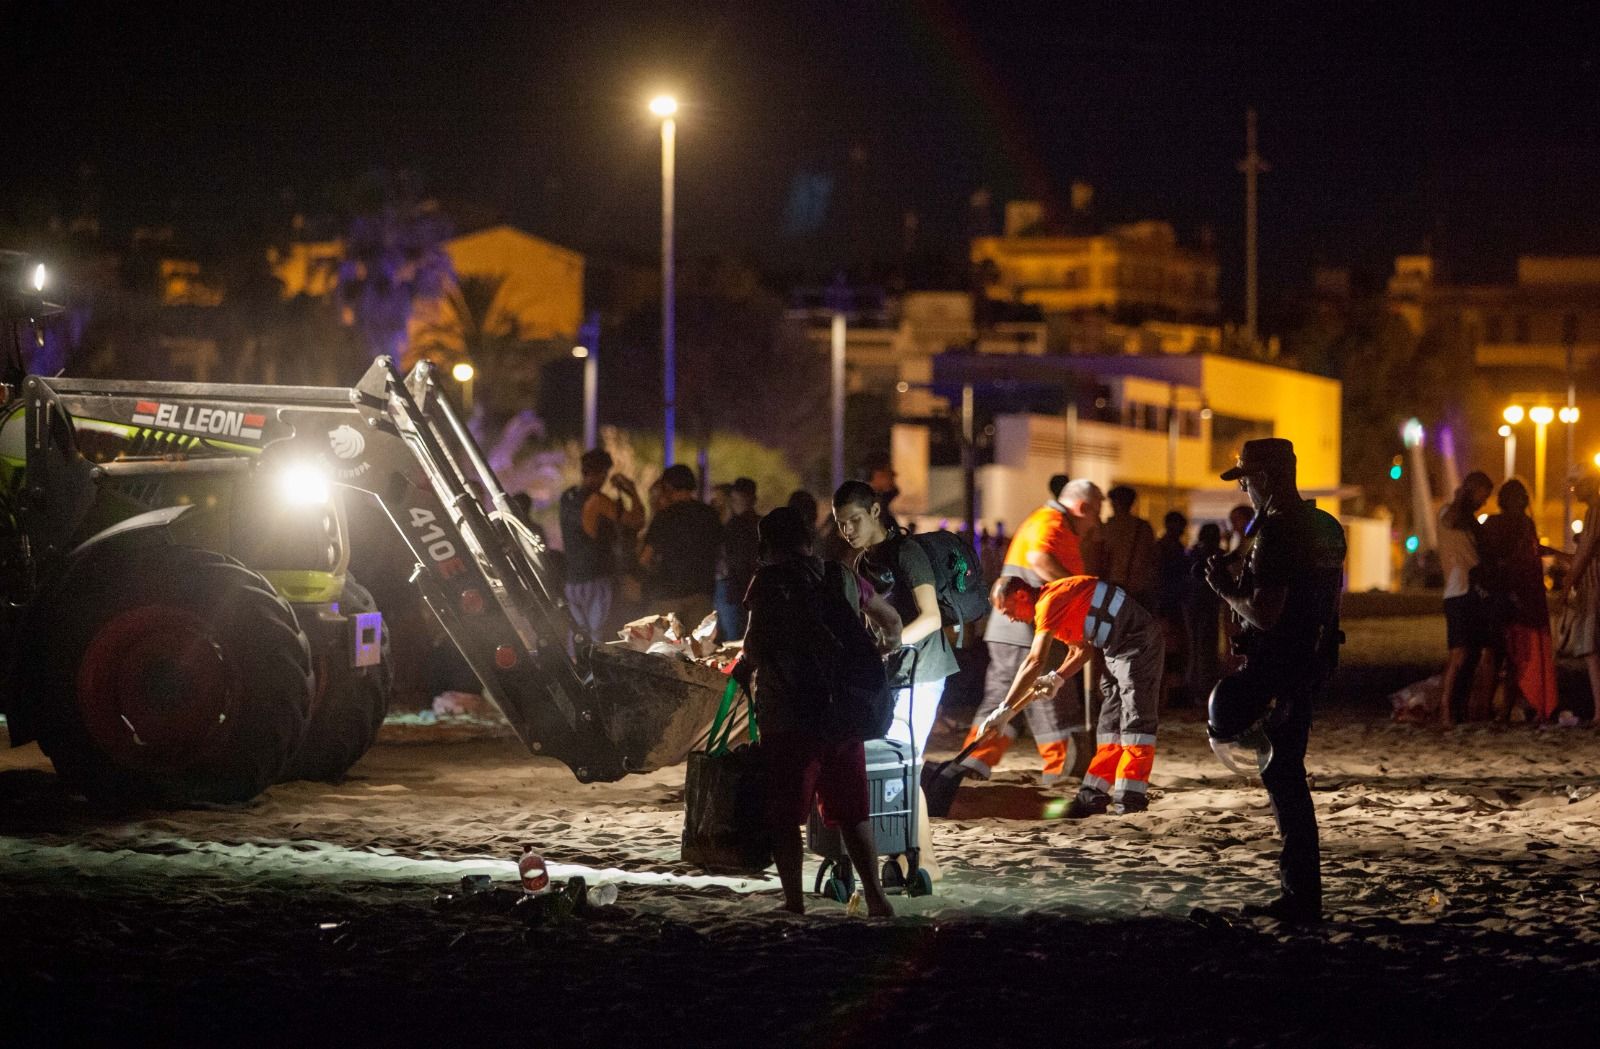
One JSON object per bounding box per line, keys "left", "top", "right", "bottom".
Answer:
{"left": 25, "top": 544, "right": 312, "bottom": 805}
{"left": 279, "top": 576, "right": 393, "bottom": 783}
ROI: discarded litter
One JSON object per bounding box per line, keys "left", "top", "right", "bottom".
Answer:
{"left": 519, "top": 847, "right": 551, "bottom": 894}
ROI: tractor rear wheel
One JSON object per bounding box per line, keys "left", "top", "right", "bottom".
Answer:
{"left": 280, "top": 577, "right": 392, "bottom": 782}
{"left": 26, "top": 545, "right": 312, "bottom": 806}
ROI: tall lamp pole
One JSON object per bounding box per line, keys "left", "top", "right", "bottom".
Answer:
{"left": 651, "top": 94, "right": 679, "bottom": 465}
{"left": 1531, "top": 405, "right": 1554, "bottom": 539}
{"left": 1563, "top": 314, "right": 1579, "bottom": 549}
{"left": 574, "top": 311, "right": 600, "bottom": 450}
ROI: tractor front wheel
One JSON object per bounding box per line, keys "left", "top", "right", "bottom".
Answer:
{"left": 279, "top": 577, "right": 393, "bottom": 783}
{"left": 26, "top": 545, "right": 312, "bottom": 806}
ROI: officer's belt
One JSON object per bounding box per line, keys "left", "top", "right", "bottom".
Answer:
{"left": 1083, "top": 580, "right": 1127, "bottom": 649}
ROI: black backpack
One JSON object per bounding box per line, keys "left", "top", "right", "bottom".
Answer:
{"left": 755, "top": 560, "right": 893, "bottom": 741}
{"left": 906, "top": 530, "right": 990, "bottom": 628}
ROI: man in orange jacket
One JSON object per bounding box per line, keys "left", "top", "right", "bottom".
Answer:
{"left": 984, "top": 573, "right": 1163, "bottom": 816}
{"left": 958, "top": 477, "right": 1103, "bottom": 783}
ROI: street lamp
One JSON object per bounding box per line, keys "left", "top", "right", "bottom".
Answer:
{"left": 1561, "top": 406, "right": 1581, "bottom": 548}
{"left": 574, "top": 312, "right": 601, "bottom": 450}
{"left": 451, "top": 361, "right": 476, "bottom": 415}
{"left": 650, "top": 93, "right": 679, "bottom": 465}
{"left": 1531, "top": 405, "right": 1555, "bottom": 538}
{"left": 1502, "top": 403, "right": 1524, "bottom": 482}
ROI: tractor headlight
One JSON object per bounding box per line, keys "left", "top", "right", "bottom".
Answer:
{"left": 277, "top": 463, "right": 331, "bottom": 507}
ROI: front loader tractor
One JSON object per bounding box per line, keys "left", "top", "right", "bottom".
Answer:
{"left": 0, "top": 253, "right": 727, "bottom": 805}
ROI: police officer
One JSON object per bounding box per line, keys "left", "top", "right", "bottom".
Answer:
{"left": 1204, "top": 438, "right": 1345, "bottom": 924}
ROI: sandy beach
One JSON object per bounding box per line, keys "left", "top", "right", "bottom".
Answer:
{"left": 5, "top": 659, "right": 1600, "bottom": 1048}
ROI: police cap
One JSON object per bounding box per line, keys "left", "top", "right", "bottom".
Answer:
{"left": 1220, "top": 438, "right": 1297, "bottom": 482}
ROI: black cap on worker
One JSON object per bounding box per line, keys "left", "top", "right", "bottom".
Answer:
{"left": 1220, "top": 438, "right": 1297, "bottom": 482}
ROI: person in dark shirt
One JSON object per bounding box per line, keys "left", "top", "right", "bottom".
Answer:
{"left": 715, "top": 477, "right": 761, "bottom": 641}
{"left": 558, "top": 449, "right": 643, "bottom": 637}
{"left": 1205, "top": 438, "right": 1345, "bottom": 925}
{"left": 639, "top": 464, "right": 724, "bottom": 628}
{"left": 1184, "top": 522, "right": 1225, "bottom": 702}
{"left": 1154, "top": 510, "right": 1190, "bottom": 705}
{"left": 742, "top": 506, "right": 894, "bottom": 917}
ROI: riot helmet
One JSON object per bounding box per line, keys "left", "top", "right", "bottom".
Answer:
{"left": 1207, "top": 673, "right": 1276, "bottom": 777}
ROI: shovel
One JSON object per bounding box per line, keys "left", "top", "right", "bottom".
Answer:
{"left": 919, "top": 733, "right": 993, "bottom": 818}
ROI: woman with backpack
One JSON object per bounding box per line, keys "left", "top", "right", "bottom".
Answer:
{"left": 742, "top": 506, "right": 894, "bottom": 917}
{"left": 832, "top": 481, "right": 961, "bottom": 874}
{"left": 831, "top": 482, "right": 959, "bottom": 759}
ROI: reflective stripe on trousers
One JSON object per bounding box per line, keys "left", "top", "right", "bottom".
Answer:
{"left": 962, "top": 639, "right": 1079, "bottom": 780}
{"left": 1081, "top": 611, "right": 1164, "bottom": 800}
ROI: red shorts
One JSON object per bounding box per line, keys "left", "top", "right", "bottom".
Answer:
{"left": 763, "top": 731, "right": 869, "bottom": 829}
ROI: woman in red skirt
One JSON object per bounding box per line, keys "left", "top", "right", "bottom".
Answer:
{"left": 1480, "top": 479, "right": 1559, "bottom": 724}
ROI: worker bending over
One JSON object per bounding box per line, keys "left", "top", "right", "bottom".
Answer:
{"left": 960, "top": 477, "right": 1103, "bottom": 782}
{"left": 985, "top": 574, "right": 1164, "bottom": 817}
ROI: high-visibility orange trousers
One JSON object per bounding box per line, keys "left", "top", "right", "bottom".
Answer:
{"left": 961, "top": 641, "right": 1077, "bottom": 782}
{"left": 1082, "top": 742, "right": 1156, "bottom": 799}
{"left": 1078, "top": 619, "right": 1164, "bottom": 801}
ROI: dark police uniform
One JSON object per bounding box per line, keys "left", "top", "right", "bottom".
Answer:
{"left": 1229, "top": 497, "right": 1346, "bottom": 914}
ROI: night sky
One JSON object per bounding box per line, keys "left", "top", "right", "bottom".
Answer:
{"left": 5, "top": 1, "right": 1600, "bottom": 316}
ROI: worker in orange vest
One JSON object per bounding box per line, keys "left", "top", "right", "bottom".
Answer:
{"left": 983, "top": 573, "right": 1164, "bottom": 816}
{"left": 958, "top": 477, "right": 1104, "bottom": 782}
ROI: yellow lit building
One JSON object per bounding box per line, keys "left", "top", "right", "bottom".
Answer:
{"left": 435, "top": 225, "right": 585, "bottom": 340}
{"left": 268, "top": 224, "right": 585, "bottom": 343}
{"left": 971, "top": 207, "right": 1219, "bottom": 320}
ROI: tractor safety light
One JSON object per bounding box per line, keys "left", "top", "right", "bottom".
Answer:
{"left": 494, "top": 644, "right": 518, "bottom": 669}
{"left": 1405, "top": 535, "right": 1420, "bottom": 553}
{"left": 451, "top": 362, "right": 475, "bottom": 383}
{"left": 460, "top": 589, "right": 485, "bottom": 616}
{"left": 1531, "top": 406, "right": 1555, "bottom": 426}
{"left": 278, "top": 463, "right": 331, "bottom": 506}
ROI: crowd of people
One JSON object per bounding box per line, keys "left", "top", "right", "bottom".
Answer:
{"left": 557, "top": 440, "right": 1341, "bottom": 925}
{"left": 1433, "top": 467, "right": 1600, "bottom": 727}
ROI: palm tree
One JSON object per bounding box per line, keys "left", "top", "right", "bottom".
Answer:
{"left": 411, "top": 272, "right": 567, "bottom": 435}
{"left": 334, "top": 173, "right": 454, "bottom": 362}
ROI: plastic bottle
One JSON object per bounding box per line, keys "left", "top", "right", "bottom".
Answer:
{"left": 518, "top": 847, "right": 551, "bottom": 894}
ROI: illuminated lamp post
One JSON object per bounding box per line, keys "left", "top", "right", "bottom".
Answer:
{"left": 650, "top": 93, "right": 679, "bottom": 465}
{"left": 1530, "top": 405, "right": 1555, "bottom": 539}
{"left": 574, "top": 312, "right": 601, "bottom": 450}
{"left": 1401, "top": 418, "right": 1436, "bottom": 552}
{"left": 1502, "top": 404, "right": 1523, "bottom": 483}
{"left": 451, "top": 361, "right": 476, "bottom": 415}
{"left": 1560, "top": 405, "right": 1580, "bottom": 549}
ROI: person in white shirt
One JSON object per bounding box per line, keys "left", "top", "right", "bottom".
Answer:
{"left": 1437, "top": 471, "right": 1498, "bottom": 726}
